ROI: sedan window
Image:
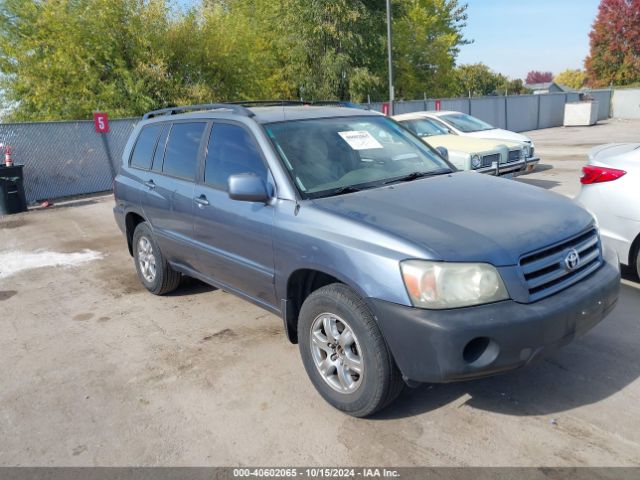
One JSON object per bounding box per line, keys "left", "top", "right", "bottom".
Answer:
{"left": 400, "top": 118, "right": 450, "bottom": 137}
{"left": 440, "top": 113, "right": 495, "bottom": 133}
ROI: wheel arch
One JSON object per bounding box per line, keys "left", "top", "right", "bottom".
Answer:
{"left": 629, "top": 230, "right": 640, "bottom": 270}
{"left": 125, "top": 211, "right": 147, "bottom": 256}
{"left": 283, "top": 268, "right": 365, "bottom": 344}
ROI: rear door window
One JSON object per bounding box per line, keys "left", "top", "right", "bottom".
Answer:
{"left": 204, "top": 123, "right": 268, "bottom": 190}
{"left": 162, "top": 122, "right": 207, "bottom": 181}
{"left": 130, "top": 125, "right": 162, "bottom": 170}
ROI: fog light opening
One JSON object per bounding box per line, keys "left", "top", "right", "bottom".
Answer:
{"left": 463, "top": 337, "right": 499, "bottom": 367}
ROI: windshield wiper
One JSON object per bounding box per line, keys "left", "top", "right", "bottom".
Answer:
{"left": 331, "top": 185, "right": 362, "bottom": 196}
{"left": 383, "top": 168, "right": 451, "bottom": 185}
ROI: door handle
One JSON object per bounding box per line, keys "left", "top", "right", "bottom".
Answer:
{"left": 194, "top": 195, "right": 210, "bottom": 207}
{"left": 144, "top": 180, "right": 155, "bottom": 190}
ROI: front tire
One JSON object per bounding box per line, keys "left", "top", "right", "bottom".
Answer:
{"left": 298, "top": 283, "right": 403, "bottom": 417}
{"left": 132, "top": 222, "right": 181, "bottom": 295}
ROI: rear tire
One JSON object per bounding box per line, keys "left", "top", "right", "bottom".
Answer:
{"left": 298, "top": 283, "right": 404, "bottom": 417}
{"left": 132, "top": 222, "right": 181, "bottom": 295}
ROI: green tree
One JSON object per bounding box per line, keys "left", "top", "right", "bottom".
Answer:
{"left": 498, "top": 78, "right": 528, "bottom": 95}
{"left": 393, "top": 0, "right": 469, "bottom": 98}
{"left": 554, "top": 69, "right": 586, "bottom": 90}
{"left": 454, "top": 63, "right": 501, "bottom": 96}
{"left": 0, "top": 0, "right": 473, "bottom": 119}
{"left": 585, "top": 0, "right": 640, "bottom": 87}
{"left": 0, "top": 0, "right": 175, "bottom": 120}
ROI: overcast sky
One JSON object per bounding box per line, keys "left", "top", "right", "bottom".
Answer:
{"left": 456, "top": 0, "right": 601, "bottom": 79}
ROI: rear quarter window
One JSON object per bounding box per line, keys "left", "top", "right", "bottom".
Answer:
{"left": 130, "top": 125, "right": 162, "bottom": 170}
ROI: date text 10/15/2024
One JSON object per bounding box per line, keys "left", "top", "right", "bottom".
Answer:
{"left": 232, "top": 468, "right": 400, "bottom": 478}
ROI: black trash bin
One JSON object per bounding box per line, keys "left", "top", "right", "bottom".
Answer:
{"left": 0, "top": 164, "right": 28, "bottom": 215}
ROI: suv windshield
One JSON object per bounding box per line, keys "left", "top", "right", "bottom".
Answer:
{"left": 440, "top": 113, "right": 495, "bottom": 133}
{"left": 264, "top": 116, "right": 452, "bottom": 198}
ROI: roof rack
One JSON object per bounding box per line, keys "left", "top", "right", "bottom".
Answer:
{"left": 229, "top": 100, "right": 366, "bottom": 109}
{"left": 229, "top": 100, "right": 306, "bottom": 107}
{"left": 142, "top": 103, "right": 254, "bottom": 120}
{"left": 309, "top": 100, "right": 366, "bottom": 109}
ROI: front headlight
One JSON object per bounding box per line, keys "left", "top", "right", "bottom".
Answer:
{"left": 471, "top": 154, "right": 481, "bottom": 168}
{"left": 400, "top": 260, "right": 509, "bottom": 309}
{"left": 519, "top": 148, "right": 527, "bottom": 160}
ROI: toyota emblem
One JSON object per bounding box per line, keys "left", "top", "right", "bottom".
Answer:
{"left": 564, "top": 249, "right": 580, "bottom": 271}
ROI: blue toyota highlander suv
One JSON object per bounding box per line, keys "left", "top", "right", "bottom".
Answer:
{"left": 113, "top": 103, "right": 620, "bottom": 417}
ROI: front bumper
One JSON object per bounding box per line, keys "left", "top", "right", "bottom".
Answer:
{"left": 525, "top": 155, "right": 540, "bottom": 172}
{"left": 474, "top": 165, "right": 498, "bottom": 175}
{"left": 496, "top": 156, "right": 541, "bottom": 177}
{"left": 367, "top": 254, "right": 620, "bottom": 384}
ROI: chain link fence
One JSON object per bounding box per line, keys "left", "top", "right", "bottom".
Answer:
{"left": 0, "top": 89, "right": 612, "bottom": 204}
{"left": 0, "top": 118, "right": 137, "bottom": 204}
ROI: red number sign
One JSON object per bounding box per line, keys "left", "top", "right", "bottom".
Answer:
{"left": 435, "top": 100, "right": 442, "bottom": 111}
{"left": 94, "top": 112, "right": 109, "bottom": 133}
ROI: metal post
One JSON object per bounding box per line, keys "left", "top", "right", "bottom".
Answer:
{"left": 386, "top": 0, "right": 394, "bottom": 115}
{"left": 504, "top": 96, "right": 508, "bottom": 130}
{"left": 101, "top": 133, "right": 116, "bottom": 180}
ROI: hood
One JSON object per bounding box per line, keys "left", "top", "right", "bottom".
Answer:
{"left": 589, "top": 143, "right": 640, "bottom": 165}
{"left": 466, "top": 128, "right": 532, "bottom": 145}
{"left": 423, "top": 135, "right": 516, "bottom": 153}
{"left": 310, "top": 172, "right": 593, "bottom": 266}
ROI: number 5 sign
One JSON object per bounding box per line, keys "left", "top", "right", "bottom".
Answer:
{"left": 93, "top": 112, "right": 110, "bottom": 133}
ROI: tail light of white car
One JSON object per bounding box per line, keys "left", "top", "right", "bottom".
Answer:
{"left": 580, "top": 165, "right": 627, "bottom": 185}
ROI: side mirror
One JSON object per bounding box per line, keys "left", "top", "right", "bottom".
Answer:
{"left": 436, "top": 146, "right": 449, "bottom": 161}
{"left": 228, "top": 173, "right": 270, "bottom": 203}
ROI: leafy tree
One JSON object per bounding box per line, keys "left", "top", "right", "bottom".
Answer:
{"left": 585, "top": 0, "right": 640, "bottom": 87}
{"left": 0, "top": 0, "right": 176, "bottom": 120}
{"left": 501, "top": 78, "right": 528, "bottom": 95}
{"left": 393, "top": 0, "right": 470, "bottom": 99}
{"left": 273, "top": 0, "right": 385, "bottom": 101}
{"left": 525, "top": 71, "right": 554, "bottom": 84}
{"left": 0, "top": 0, "right": 472, "bottom": 119}
{"left": 554, "top": 69, "right": 586, "bottom": 90}
{"left": 454, "top": 63, "right": 502, "bottom": 96}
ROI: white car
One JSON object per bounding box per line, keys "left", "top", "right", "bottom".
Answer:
{"left": 416, "top": 111, "right": 540, "bottom": 172}
{"left": 393, "top": 113, "right": 528, "bottom": 176}
{"left": 576, "top": 143, "right": 640, "bottom": 278}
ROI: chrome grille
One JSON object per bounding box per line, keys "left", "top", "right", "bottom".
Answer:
{"left": 520, "top": 228, "right": 602, "bottom": 302}
{"left": 481, "top": 153, "right": 499, "bottom": 168}
{"left": 507, "top": 150, "right": 521, "bottom": 162}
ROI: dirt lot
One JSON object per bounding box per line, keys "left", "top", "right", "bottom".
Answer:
{"left": 1, "top": 119, "right": 639, "bottom": 466}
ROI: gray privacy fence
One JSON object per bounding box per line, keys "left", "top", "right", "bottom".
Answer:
{"left": 368, "top": 89, "right": 613, "bottom": 132}
{"left": 0, "top": 118, "right": 137, "bottom": 203}
{"left": 611, "top": 88, "right": 640, "bottom": 119}
{"left": 0, "top": 89, "right": 612, "bottom": 204}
